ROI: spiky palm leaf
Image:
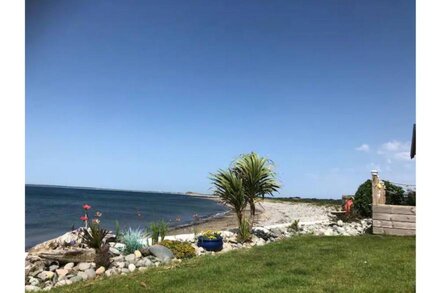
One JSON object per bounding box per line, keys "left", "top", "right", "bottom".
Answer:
{"left": 82, "top": 223, "right": 109, "bottom": 249}
{"left": 233, "top": 152, "right": 281, "bottom": 216}
{"left": 210, "top": 169, "right": 247, "bottom": 223}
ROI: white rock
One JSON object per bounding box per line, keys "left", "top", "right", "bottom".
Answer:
{"left": 77, "top": 271, "right": 88, "bottom": 281}
{"left": 121, "top": 268, "right": 129, "bottom": 274}
{"left": 25, "top": 285, "right": 41, "bottom": 291}
{"left": 324, "top": 228, "right": 334, "bottom": 236}
{"left": 337, "top": 220, "right": 344, "bottom": 227}
{"left": 346, "top": 229, "right": 358, "bottom": 236}
{"left": 336, "top": 227, "right": 345, "bottom": 234}
{"left": 28, "top": 276, "right": 39, "bottom": 286}
{"left": 111, "top": 255, "right": 124, "bottom": 262}
{"left": 221, "top": 242, "right": 233, "bottom": 252}
{"left": 114, "top": 243, "right": 126, "bottom": 250}
{"left": 85, "top": 268, "right": 96, "bottom": 279}
{"left": 221, "top": 231, "right": 235, "bottom": 238}
{"left": 69, "top": 276, "right": 83, "bottom": 283}
{"left": 37, "top": 271, "right": 55, "bottom": 281}
{"left": 125, "top": 254, "right": 136, "bottom": 263}
{"left": 56, "top": 268, "right": 69, "bottom": 278}
{"left": 116, "top": 262, "right": 125, "bottom": 268}
{"left": 55, "top": 280, "right": 67, "bottom": 287}
{"left": 109, "top": 247, "right": 121, "bottom": 255}
{"left": 95, "top": 266, "right": 106, "bottom": 275}
{"left": 77, "top": 262, "right": 91, "bottom": 271}
{"left": 256, "top": 238, "right": 266, "bottom": 246}
{"left": 128, "top": 264, "right": 136, "bottom": 272}
{"left": 143, "top": 258, "right": 154, "bottom": 267}
{"left": 64, "top": 263, "right": 74, "bottom": 270}
{"left": 134, "top": 250, "right": 142, "bottom": 258}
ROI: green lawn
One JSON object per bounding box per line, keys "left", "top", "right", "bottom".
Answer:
{"left": 50, "top": 235, "right": 415, "bottom": 293}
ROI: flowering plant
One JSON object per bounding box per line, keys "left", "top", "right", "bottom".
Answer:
{"left": 80, "top": 203, "right": 92, "bottom": 228}
{"left": 199, "top": 230, "right": 222, "bottom": 240}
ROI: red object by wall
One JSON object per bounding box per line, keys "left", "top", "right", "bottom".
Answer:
{"left": 344, "top": 198, "right": 353, "bottom": 215}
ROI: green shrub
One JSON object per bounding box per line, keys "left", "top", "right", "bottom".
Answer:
{"left": 149, "top": 220, "right": 169, "bottom": 244}
{"left": 158, "top": 220, "right": 168, "bottom": 241}
{"left": 114, "top": 220, "right": 121, "bottom": 242}
{"left": 122, "top": 227, "right": 145, "bottom": 254}
{"left": 160, "top": 240, "right": 196, "bottom": 259}
{"left": 353, "top": 179, "right": 407, "bottom": 218}
{"left": 149, "top": 222, "right": 160, "bottom": 245}
{"left": 385, "top": 181, "right": 405, "bottom": 205}
{"left": 405, "top": 191, "right": 416, "bottom": 206}
{"left": 288, "top": 219, "right": 300, "bottom": 232}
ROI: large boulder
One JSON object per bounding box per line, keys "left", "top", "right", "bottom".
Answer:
{"left": 252, "top": 227, "right": 273, "bottom": 241}
{"left": 148, "top": 245, "right": 174, "bottom": 262}
{"left": 28, "top": 230, "right": 84, "bottom": 255}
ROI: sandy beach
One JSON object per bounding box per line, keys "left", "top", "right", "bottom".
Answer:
{"left": 169, "top": 199, "right": 337, "bottom": 235}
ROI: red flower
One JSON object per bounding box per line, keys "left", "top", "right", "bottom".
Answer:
{"left": 83, "top": 204, "right": 91, "bottom": 210}
{"left": 80, "top": 216, "right": 88, "bottom": 221}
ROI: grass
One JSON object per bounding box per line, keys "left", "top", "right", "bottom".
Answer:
{"left": 50, "top": 235, "right": 415, "bottom": 293}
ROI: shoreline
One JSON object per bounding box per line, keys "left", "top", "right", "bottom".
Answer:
{"left": 169, "top": 200, "right": 336, "bottom": 235}
{"left": 26, "top": 200, "right": 337, "bottom": 251}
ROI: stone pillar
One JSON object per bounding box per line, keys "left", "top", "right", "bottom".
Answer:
{"left": 371, "top": 170, "right": 386, "bottom": 205}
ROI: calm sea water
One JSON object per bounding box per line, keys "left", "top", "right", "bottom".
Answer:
{"left": 25, "top": 185, "right": 228, "bottom": 250}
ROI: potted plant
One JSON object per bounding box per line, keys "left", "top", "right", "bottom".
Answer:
{"left": 197, "top": 230, "right": 223, "bottom": 252}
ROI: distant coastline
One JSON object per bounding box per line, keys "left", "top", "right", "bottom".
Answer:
{"left": 25, "top": 184, "right": 340, "bottom": 200}
{"left": 26, "top": 184, "right": 204, "bottom": 197}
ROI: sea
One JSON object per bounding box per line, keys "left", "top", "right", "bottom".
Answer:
{"left": 25, "top": 185, "right": 228, "bottom": 250}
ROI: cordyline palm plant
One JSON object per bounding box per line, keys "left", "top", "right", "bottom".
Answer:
{"left": 233, "top": 152, "right": 281, "bottom": 216}
{"left": 210, "top": 169, "right": 248, "bottom": 226}
{"left": 82, "top": 222, "right": 109, "bottom": 249}
{"left": 81, "top": 222, "right": 111, "bottom": 268}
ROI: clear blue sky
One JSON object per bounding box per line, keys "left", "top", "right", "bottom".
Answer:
{"left": 26, "top": 0, "right": 415, "bottom": 198}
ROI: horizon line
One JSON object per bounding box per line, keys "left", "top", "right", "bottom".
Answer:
{"left": 25, "top": 183, "right": 340, "bottom": 199}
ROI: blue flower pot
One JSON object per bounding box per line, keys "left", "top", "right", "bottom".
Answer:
{"left": 197, "top": 236, "right": 223, "bottom": 252}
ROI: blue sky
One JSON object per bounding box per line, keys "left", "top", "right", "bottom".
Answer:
{"left": 26, "top": 0, "right": 415, "bottom": 198}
